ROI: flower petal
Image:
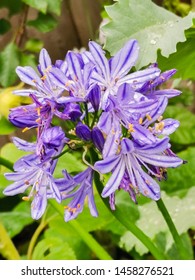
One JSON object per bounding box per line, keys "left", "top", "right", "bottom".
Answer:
{"left": 95, "top": 155, "right": 121, "bottom": 174}
{"left": 39, "top": 48, "right": 52, "bottom": 73}
{"left": 109, "top": 39, "right": 139, "bottom": 78}
{"left": 138, "top": 153, "right": 183, "bottom": 168}
{"left": 101, "top": 159, "right": 125, "bottom": 197}
{"left": 88, "top": 41, "right": 110, "bottom": 81}
{"left": 16, "top": 66, "right": 42, "bottom": 86}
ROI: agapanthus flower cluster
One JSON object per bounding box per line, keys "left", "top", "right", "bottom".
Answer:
{"left": 3, "top": 39, "right": 184, "bottom": 221}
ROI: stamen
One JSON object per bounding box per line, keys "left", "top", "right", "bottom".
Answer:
{"left": 139, "top": 117, "right": 143, "bottom": 125}
{"left": 128, "top": 123, "right": 135, "bottom": 133}
{"left": 41, "top": 75, "right": 46, "bottom": 81}
{"left": 22, "top": 196, "right": 30, "bottom": 201}
{"left": 157, "top": 115, "right": 163, "bottom": 122}
{"left": 146, "top": 114, "right": 152, "bottom": 121}
{"left": 35, "top": 118, "right": 41, "bottom": 123}
{"left": 22, "top": 127, "right": 30, "bottom": 133}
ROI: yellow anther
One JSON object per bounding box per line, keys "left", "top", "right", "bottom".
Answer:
{"left": 35, "top": 118, "right": 41, "bottom": 123}
{"left": 32, "top": 79, "right": 36, "bottom": 83}
{"left": 24, "top": 181, "right": 30, "bottom": 185}
{"left": 157, "top": 115, "right": 163, "bottom": 122}
{"left": 148, "top": 126, "right": 153, "bottom": 132}
{"left": 36, "top": 107, "right": 41, "bottom": 116}
{"left": 69, "top": 129, "right": 76, "bottom": 135}
{"left": 146, "top": 114, "right": 152, "bottom": 121}
{"left": 128, "top": 123, "right": 135, "bottom": 133}
{"left": 77, "top": 204, "right": 81, "bottom": 209}
{"left": 41, "top": 75, "right": 46, "bottom": 81}
{"left": 22, "top": 196, "right": 30, "bottom": 201}
{"left": 139, "top": 117, "right": 143, "bottom": 125}
{"left": 22, "top": 127, "right": 30, "bottom": 133}
{"left": 155, "top": 121, "right": 165, "bottom": 131}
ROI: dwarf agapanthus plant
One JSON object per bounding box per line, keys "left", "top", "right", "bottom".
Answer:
{"left": 3, "top": 39, "right": 184, "bottom": 225}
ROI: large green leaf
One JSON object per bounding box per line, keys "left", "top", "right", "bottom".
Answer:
{"left": 45, "top": 218, "right": 92, "bottom": 260}
{"left": 0, "top": 143, "right": 27, "bottom": 173}
{"left": 22, "top": 0, "right": 62, "bottom": 15}
{"left": 102, "top": 0, "right": 195, "bottom": 68}
{"left": 46, "top": 0, "right": 62, "bottom": 16}
{"left": 32, "top": 238, "right": 76, "bottom": 260}
{"left": 160, "top": 147, "right": 195, "bottom": 196}
{"left": 0, "top": 202, "right": 33, "bottom": 238}
{"left": 0, "top": 116, "right": 15, "bottom": 135}
{"left": 120, "top": 187, "right": 195, "bottom": 256}
{"left": 164, "top": 105, "right": 195, "bottom": 145}
{"left": 158, "top": 28, "right": 195, "bottom": 80}
{"left": 27, "top": 13, "right": 58, "bottom": 33}
{"left": 53, "top": 152, "right": 86, "bottom": 177}
{"left": 21, "top": 0, "right": 48, "bottom": 13}
{"left": 0, "top": 43, "right": 20, "bottom": 87}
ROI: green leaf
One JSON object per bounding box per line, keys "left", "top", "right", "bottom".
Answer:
{"left": 160, "top": 147, "right": 195, "bottom": 196}
{"left": 0, "top": 143, "right": 28, "bottom": 173}
{"left": 0, "top": 202, "right": 33, "bottom": 238}
{"left": 0, "top": 43, "right": 20, "bottom": 87}
{"left": 0, "top": 116, "right": 15, "bottom": 135}
{"left": 27, "top": 13, "right": 58, "bottom": 33}
{"left": 0, "top": 19, "right": 11, "bottom": 35}
{"left": 167, "top": 232, "right": 194, "bottom": 260}
{"left": 45, "top": 218, "right": 91, "bottom": 260}
{"left": 32, "top": 237, "right": 76, "bottom": 260}
{"left": 120, "top": 188, "right": 195, "bottom": 256}
{"left": 102, "top": 0, "right": 195, "bottom": 69}
{"left": 158, "top": 28, "right": 195, "bottom": 80}
{"left": 24, "top": 39, "right": 44, "bottom": 53}
{"left": 46, "top": 0, "right": 62, "bottom": 16}
{"left": 0, "top": 222, "right": 20, "bottom": 260}
{"left": 0, "top": 0, "right": 23, "bottom": 16}
{"left": 20, "top": 53, "right": 37, "bottom": 69}
{"left": 164, "top": 105, "right": 195, "bottom": 145}
{"left": 21, "top": 0, "right": 48, "bottom": 13}
{"left": 53, "top": 152, "right": 86, "bottom": 177}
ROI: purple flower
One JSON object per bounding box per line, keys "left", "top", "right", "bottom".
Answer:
{"left": 3, "top": 153, "right": 62, "bottom": 220}
{"left": 95, "top": 137, "right": 183, "bottom": 203}
{"left": 58, "top": 168, "right": 98, "bottom": 221}
{"left": 88, "top": 40, "right": 160, "bottom": 109}
{"left": 41, "top": 126, "right": 68, "bottom": 149}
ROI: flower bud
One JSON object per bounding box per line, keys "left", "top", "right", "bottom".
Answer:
{"left": 76, "top": 123, "right": 91, "bottom": 141}
{"left": 91, "top": 127, "right": 105, "bottom": 152}
{"left": 88, "top": 85, "right": 101, "bottom": 111}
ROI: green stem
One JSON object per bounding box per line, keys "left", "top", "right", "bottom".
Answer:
{"left": 90, "top": 110, "right": 98, "bottom": 129}
{"left": 49, "top": 199, "right": 113, "bottom": 260}
{"left": 94, "top": 172, "right": 166, "bottom": 260}
{"left": 0, "top": 157, "right": 14, "bottom": 171}
{"left": 156, "top": 198, "right": 189, "bottom": 259}
{"left": 52, "top": 148, "right": 69, "bottom": 160}
{"left": 27, "top": 219, "right": 46, "bottom": 260}
{"left": 0, "top": 222, "right": 20, "bottom": 260}
{"left": 84, "top": 103, "right": 89, "bottom": 126}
